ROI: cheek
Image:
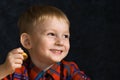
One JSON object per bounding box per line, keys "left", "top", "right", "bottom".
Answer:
{"left": 31, "top": 38, "right": 42, "bottom": 50}
{"left": 32, "top": 41, "right": 46, "bottom": 55}
{"left": 66, "top": 41, "right": 70, "bottom": 51}
{"left": 35, "top": 39, "right": 51, "bottom": 49}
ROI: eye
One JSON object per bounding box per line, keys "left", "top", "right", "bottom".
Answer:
{"left": 64, "top": 34, "right": 70, "bottom": 39}
{"left": 47, "top": 32, "right": 55, "bottom": 36}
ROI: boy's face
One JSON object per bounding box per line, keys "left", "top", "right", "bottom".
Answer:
{"left": 29, "top": 17, "right": 70, "bottom": 64}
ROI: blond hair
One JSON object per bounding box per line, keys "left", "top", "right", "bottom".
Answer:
{"left": 18, "top": 5, "right": 70, "bottom": 35}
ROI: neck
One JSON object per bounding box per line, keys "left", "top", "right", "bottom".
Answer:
{"left": 31, "top": 57, "right": 54, "bottom": 71}
{"left": 43, "top": 64, "right": 53, "bottom": 72}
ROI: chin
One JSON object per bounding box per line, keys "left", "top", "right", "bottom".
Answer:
{"left": 50, "top": 56, "right": 66, "bottom": 63}
{"left": 52, "top": 58, "right": 63, "bottom": 63}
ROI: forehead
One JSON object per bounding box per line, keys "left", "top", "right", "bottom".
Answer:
{"left": 34, "top": 17, "right": 69, "bottom": 32}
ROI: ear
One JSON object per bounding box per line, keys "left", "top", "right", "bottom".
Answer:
{"left": 20, "top": 33, "right": 32, "bottom": 49}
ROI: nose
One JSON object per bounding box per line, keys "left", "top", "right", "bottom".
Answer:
{"left": 55, "top": 37, "right": 64, "bottom": 46}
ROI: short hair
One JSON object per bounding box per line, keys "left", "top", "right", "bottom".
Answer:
{"left": 18, "top": 5, "right": 70, "bottom": 35}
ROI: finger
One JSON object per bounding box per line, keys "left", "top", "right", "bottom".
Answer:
{"left": 17, "top": 48, "right": 28, "bottom": 60}
{"left": 17, "top": 47, "right": 23, "bottom": 53}
{"left": 14, "top": 59, "right": 23, "bottom": 64}
{"left": 8, "top": 48, "right": 23, "bottom": 56}
{"left": 14, "top": 63, "right": 22, "bottom": 69}
{"left": 14, "top": 54, "right": 24, "bottom": 60}
{"left": 8, "top": 62, "right": 22, "bottom": 73}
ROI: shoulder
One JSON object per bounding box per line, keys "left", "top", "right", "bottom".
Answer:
{"left": 61, "top": 60, "right": 79, "bottom": 70}
{"left": 61, "top": 60, "right": 90, "bottom": 80}
{"left": 61, "top": 60, "right": 80, "bottom": 73}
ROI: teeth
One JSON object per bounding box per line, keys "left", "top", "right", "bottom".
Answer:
{"left": 50, "top": 49, "right": 62, "bottom": 54}
{"left": 54, "top": 50, "right": 60, "bottom": 53}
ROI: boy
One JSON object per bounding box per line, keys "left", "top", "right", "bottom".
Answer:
{"left": 0, "top": 5, "right": 90, "bottom": 80}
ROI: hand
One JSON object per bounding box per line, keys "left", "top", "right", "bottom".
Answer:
{"left": 3, "top": 48, "right": 24, "bottom": 74}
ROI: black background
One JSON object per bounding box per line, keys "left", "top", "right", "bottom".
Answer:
{"left": 0, "top": 0, "right": 120, "bottom": 80}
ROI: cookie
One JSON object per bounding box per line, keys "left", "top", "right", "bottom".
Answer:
{"left": 22, "top": 52, "right": 28, "bottom": 60}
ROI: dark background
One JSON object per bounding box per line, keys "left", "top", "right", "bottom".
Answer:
{"left": 0, "top": 0, "right": 120, "bottom": 80}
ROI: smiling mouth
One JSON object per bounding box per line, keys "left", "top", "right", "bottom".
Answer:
{"left": 50, "top": 49, "right": 63, "bottom": 54}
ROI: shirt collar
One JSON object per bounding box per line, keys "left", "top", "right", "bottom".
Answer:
{"left": 27, "top": 59, "right": 61, "bottom": 79}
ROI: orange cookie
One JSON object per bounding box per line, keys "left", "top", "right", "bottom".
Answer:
{"left": 22, "top": 52, "right": 28, "bottom": 60}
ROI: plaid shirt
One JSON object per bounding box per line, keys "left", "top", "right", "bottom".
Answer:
{"left": 3, "top": 59, "right": 90, "bottom": 80}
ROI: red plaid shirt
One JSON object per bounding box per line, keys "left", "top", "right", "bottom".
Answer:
{"left": 3, "top": 59, "right": 90, "bottom": 80}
